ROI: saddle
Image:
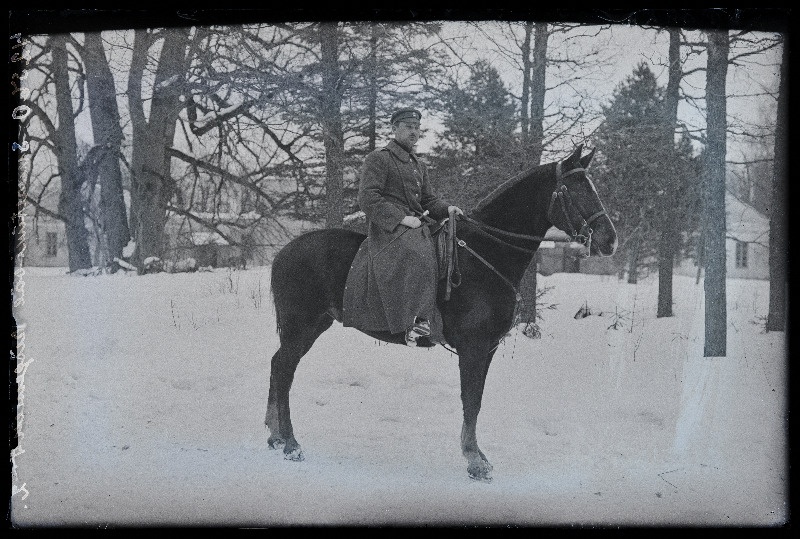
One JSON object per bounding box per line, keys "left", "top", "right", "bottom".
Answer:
{"left": 429, "top": 207, "right": 462, "bottom": 301}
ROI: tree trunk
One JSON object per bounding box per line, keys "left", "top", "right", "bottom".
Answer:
{"left": 367, "top": 23, "right": 379, "bottom": 152}
{"left": 657, "top": 28, "right": 681, "bottom": 318}
{"left": 52, "top": 34, "right": 92, "bottom": 272}
{"left": 528, "top": 23, "right": 548, "bottom": 165}
{"left": 703, "top": 30, "right": 729, "bottom": 357}
{"left": 129, "top": 28, "right": 192, "bottom": 270}
{"left": 127, "top": 30, "right": 148, "bottom": 242}
{"left": 627, "top": 233, "right": 640, "bottom": 284}
{"left": 520, "top": 22, "right": 532, "bottom": 143}
{"left": 695, "top": 227, "right": 704, "bottom": 285}
{"left": 656, "top": 216, "right": 676, "bottom": 315}
{"left": 518, "top": 22, "right": 549, "bottom": 333}
{"left": 320, "top": 22, "right": 345, "bottom": 228}
{"left": 766, "top": 35, "right": 788, "bottom": 332}
{"left": 83, "top": 32, "right": 130, "bottom": 269}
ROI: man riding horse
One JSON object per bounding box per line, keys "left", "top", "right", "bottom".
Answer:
{"left": 343, "top": 108, "right": 463, "bottom": 347}
{"left": 268, "top": 114, "right": 617, "bottom": 479}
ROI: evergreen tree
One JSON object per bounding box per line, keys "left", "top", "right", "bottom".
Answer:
{"left": 439, "top": 61, "right": 517, "bottom": 160}
{"left": 433, "top": 61, "right": 521, "bottom": 208}
{"left": 594, "top": 62, "right": 699, "bottom": 283}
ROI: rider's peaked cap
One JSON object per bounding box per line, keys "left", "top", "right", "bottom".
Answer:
{"left": 391, "top": 108, "right": 422, "bottom": 125}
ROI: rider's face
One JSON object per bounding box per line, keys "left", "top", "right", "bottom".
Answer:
{"left": 393, "top": 120, "right": 421, "bottom": 149}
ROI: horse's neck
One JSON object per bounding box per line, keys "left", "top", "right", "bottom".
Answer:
{"left": 472, "top": 163, "right": 556, "bottom": 239}
{"left": 466, "top": 164, "right": 557, "bottom": 283}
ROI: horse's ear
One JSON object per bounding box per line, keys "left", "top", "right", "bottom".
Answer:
{"left": 580, "top": 147, "right": 596, "bottom": 169}
{"left": 564, "top": 144, "right": 583, "bottom": 167}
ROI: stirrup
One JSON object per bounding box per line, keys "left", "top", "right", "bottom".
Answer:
{"left": 405, "top": 318, "right": 431, "bottom": 346}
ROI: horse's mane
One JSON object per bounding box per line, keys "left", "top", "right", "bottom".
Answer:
{"left": 470, "top": 163, "right": 549, "bottom": 214}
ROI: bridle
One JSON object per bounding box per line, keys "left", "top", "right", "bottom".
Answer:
{"left": 448, "top": 160, "right": 608, "bottom": 303}
{"left": 546, "top": 162, "right": 608, "bottom": 254}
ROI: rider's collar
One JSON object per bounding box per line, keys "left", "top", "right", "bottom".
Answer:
{"left": 387, "top": 140, "right": 415, "bottom": 163}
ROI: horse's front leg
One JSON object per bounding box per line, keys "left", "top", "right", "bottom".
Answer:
{"left": 457, "top": 341, "right": 497, "bottom": 482}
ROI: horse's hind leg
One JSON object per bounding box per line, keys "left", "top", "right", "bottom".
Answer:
{"left": 266, "top": 311, "right": 333, "bottom": 461}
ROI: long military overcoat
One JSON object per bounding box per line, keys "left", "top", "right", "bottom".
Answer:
{"left": 343, "top": 140, "right": 450, "bottom": 336}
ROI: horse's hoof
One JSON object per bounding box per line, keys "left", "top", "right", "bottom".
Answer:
{"left": 468, "top": 461, "right": 493, "bottom": 483}
{"left": 469, "top": 471, "right": 493, "bottom": 483}
{"left": 284, "top": 447, "right": 304, "bottom": 461}
{"left": 268, "top": 436, "right": 285, "bottom": 450}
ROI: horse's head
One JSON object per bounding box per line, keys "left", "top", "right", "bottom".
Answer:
{"left": 548, "top": 145, "right": 618, "bottom": 257}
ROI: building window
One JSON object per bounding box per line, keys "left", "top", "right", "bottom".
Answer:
{"left": 45, "top": 232, "right": 58, "bottom": 257}
{"left": 735, "top": 240, "right": 748, "bottom": 268}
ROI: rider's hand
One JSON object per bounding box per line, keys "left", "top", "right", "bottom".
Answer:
{"left": 448, "top": 205, "right": 464, "bottom": 217}
{"left": 401, "top": 215, "right": 422, "bottom": 228}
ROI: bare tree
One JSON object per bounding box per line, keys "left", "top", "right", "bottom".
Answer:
{"left": 128, "top": 27, "right": 192, "bottom": 269}
{"left": 528, "top": 23, "right": 549, "bottom": 164}
{"left": 656, "top": 28, "right": 682, "bottom": 318}
{"left": 703, "top": 29, "right": 729, "bottom": 357}
{"left": 51, "top": 34, "right": 92, "bottom": 272}
{"left": 766, "top": 34, "right": 787, "bottom": 332}
{"left": 82, "top": 31, "right": 130, "bottom": 269}
{"left": 519, "top": 22, "right": 533, "bottom": 145}
{"left": 365, "top": 23, "right": 380, "bottom": 152}
{"left": 320, "top": 22, "right": 345, "bottom": 228}
{"left": 518, "top": 22, "right": 549, "bottom": 334}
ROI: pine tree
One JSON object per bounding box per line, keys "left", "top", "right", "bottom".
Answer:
{"left": 439, "top": 61, "right": 517, "bottom": 160}
{"left": 594, "top": 62, "right": 699, "bottom": 284}
{"left": 434, "top": 61, "right": 520, "bottom": 207}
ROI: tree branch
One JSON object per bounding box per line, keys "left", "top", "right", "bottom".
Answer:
{"left": 167, "top": 147, "right": 280, "bottom": 209}
{"left": 24, "top": 195, "right": 67, "bottom": 222}
{"left": 165, "top": 204, "right": 241, "bottom": 247}
{"left": 188, "top": 99, "right": 255, "bottom": 137}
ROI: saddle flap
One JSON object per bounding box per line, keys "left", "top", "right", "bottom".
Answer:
{"left": 432, "top": 210, "right": 461, "bottom": 301}
{"left": 431, "top": 218, "right": 450, "bottom": 281}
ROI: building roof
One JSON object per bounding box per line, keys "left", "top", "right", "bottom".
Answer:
{"left": 726, "top": 192, "right": 769, "bottom": 245}
{"left": 190, "top": 231, "right": 229, "bottom": 246}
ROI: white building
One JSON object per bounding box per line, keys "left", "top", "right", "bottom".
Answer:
{"left": 676, "top": 192, "right": 770, "bottom": 280}
{"left": 16, "top": 210, "right": 70, "bottom": 268}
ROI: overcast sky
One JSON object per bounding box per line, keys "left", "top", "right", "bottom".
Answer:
{"left": 416, "top": 22, "right": 781, "bottom": 159}
{"left": 63, "top": 21, "right": 782, "bottom": 163}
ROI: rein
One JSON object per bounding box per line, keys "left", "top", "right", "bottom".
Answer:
{"left": 446, "top": 215, "right": 531, "bottom": 304}
{"left": 446, "top": 161, "right": 607, "bottom": 304}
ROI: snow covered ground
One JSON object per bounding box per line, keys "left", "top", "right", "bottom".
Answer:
{"left": 10, "top": 265, "right": 788, "bottom": 527}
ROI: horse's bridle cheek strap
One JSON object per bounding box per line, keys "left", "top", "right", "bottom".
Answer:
{"left": 547, "top": 183, "right": 582, "bottom": 237}
{"left": 549, "top": 162, "right": 609, "bottom": 249}
{"left": 546, "top": 191, "right": 559, "bottom": 224}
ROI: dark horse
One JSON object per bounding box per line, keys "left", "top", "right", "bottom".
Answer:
{"left": 267, "top": 145, "right": 617, "bottom": 481}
